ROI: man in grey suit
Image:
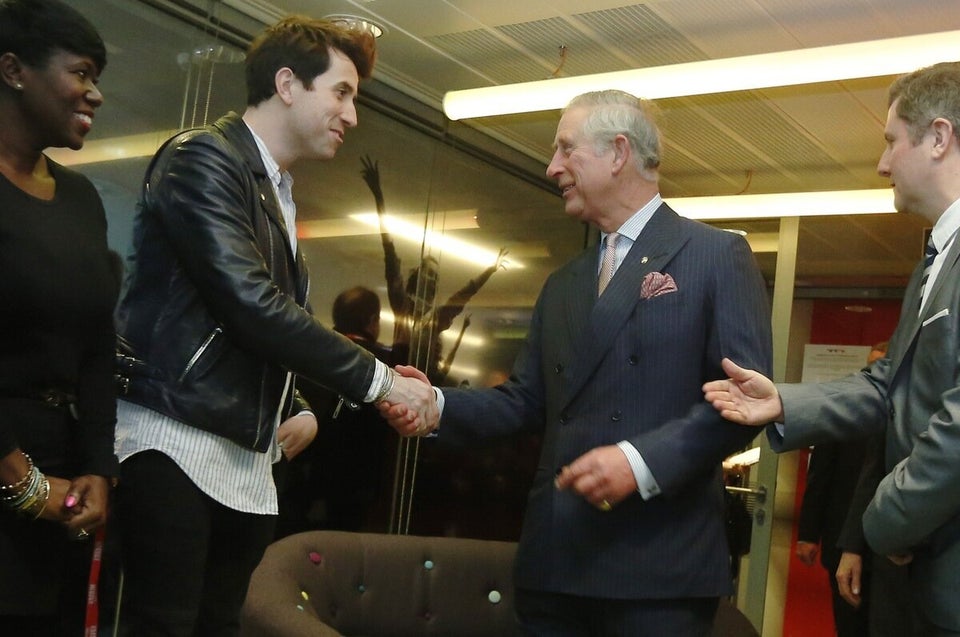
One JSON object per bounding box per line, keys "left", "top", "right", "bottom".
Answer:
{"left": 384, "top": 90, "right": 772, "bottom": 636}
{"left": 704, "top": 62, "right": 960, "bottom": 637}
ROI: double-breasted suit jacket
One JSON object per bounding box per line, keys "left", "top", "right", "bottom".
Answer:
{"left": 440, "top": 203, "right": 772, "bottom": 600}
{"left": 776, "top": 226, "right": 960, "bottom": 630}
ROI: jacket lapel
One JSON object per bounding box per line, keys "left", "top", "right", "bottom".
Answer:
{"left": 562, "top": 204, "right": 690, "bottom": 407}
{"left": 216, "top": 114, "right": 309, "bottom": 305}
{"left": 887, "top": 236, "right": 960, "bottom": 382}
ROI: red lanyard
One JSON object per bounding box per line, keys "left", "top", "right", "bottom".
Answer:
{"left": 83, "top": 527, "right": 105, "bottom": 637}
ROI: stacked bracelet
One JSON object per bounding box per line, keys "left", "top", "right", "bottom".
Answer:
{"left": 1, "top": 454, "right": 50, "bottom": 519}
{"left": 371, "top": 368, "right": 396, "bottom": 404}
{"left": 0, "top": 453, "right": 35, "bottom": 495}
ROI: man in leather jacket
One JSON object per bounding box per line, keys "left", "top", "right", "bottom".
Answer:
{"left": 112, "top": 16, "right": 436, "bottom": 636}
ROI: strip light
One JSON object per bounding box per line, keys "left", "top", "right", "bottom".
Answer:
{"left": 348, "top": 212, "right": 524, "bottom": 269}
{"left": 443, "top": 30, "right": 960, "bottom": 120}
{"left": 666, "top": 189, "right": 895, "bottom": 221}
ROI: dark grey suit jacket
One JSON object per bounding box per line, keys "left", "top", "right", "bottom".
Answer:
{"left": 440, "top": 203, "right": 772, "bottom": 600}
{"left": 775, "top": 230, "right": 960, "bottom": 630}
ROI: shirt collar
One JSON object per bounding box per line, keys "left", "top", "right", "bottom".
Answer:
{"left": 931, "top": 197, "right": 960, "bottom": 253}
{"left": 245, "top": 123, "right": 287, "bottom": 190}
{"left": 602, "top": 193, "right": 662, "bottom": 243}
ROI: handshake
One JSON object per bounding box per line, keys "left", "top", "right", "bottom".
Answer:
{"left": 377, "top": 365, "right": 440, "bottom": 437}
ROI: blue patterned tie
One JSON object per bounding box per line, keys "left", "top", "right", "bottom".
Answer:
{"left": 920, "top": 234, "right": 938, "bottom": 308}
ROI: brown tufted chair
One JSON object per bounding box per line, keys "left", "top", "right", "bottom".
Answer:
{"left": 240, "top": 530, "right": 758, "bottom": 637}
{"left": 239, "top": 531, "right": 521, "bottom": 637}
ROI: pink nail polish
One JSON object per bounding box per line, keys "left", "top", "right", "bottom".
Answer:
{"left": 64, "top": 495, "right": 78, "bottom": 508}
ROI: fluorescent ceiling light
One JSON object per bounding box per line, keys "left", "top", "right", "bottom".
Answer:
{"left": 348, "top": 212, "right": 524, "bottom": 269}
{"left": 665, "top": 189, "right": 894, "bottom": 221}
{"left": 443, "top": 30, "right": 960, "bottom": 120}
{"left": 297, "top": 209, "right": 479, "bottom": 239}
{"left": 380, "top": 311, "right": 486, "bottom": 348}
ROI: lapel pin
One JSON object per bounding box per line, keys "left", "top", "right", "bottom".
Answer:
{"left": 641, "top": 256, "right": 649, "bottom": 264}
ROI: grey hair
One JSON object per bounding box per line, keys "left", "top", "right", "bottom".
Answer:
{"left": 565, "top": 90, "right": 662, "bottom": 173}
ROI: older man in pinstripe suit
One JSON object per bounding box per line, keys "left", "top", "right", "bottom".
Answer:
{"left": 385, "top": 90, "right": 772, "bottom": 636}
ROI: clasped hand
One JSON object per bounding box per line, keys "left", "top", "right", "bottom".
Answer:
{"left": 48, "top": 473, "right": 110, "bottom": 534}
{"left": 379, "top": 365, "right": 438, "bottom": 436}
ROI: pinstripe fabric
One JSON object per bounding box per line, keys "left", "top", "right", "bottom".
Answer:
{"left": 115, "top": 400, "right": 282, "bottom": 514}
{"left": 440, "top": 203, "right": 773, "bottom": 602}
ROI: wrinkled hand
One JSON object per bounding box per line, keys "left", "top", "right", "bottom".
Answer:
{"left": 795, "top": 541, "right": 818, "bottom": 567}
{"left": 554, "top": 445, "right": 636, "bottom": 511}
{"left": 60, "top": 474, "right": 110, "bottom": 533}
{"left": 379, "top": 365, "right": 438, "bottom": 436}
{"left": 277, "top": 412, "right": 318, "bottom": 460}
{"left": 359, "top": 154, "right": 384, "bottom": 209}
{"left": 888, "top": 552, "right": 913, "bottom": 566}
{"left": 836, "top": 551, "right": 863, "bottom": 608}
{"left": 702, "top": 358, "right": 784, "bottom": 426}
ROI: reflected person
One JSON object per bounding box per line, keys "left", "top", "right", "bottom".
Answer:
{"left": 276, "top": 286, "right": 396, "bottom": 535}
{"left": 360, "top": 155, "right": 506, "bottom": 383}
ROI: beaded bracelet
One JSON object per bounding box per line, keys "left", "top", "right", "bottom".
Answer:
{"left": 0, "top": 453, "right": 35, "bottom": 494}
{"left": 2, "top": 462, "right": 50, "bottom": 519}
{"left": 3, "top": 465, "right": 40, "bottom": 506}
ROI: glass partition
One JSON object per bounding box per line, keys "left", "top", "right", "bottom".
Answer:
{"left": 62, "top": 0, "right": 583, "bottom": 542}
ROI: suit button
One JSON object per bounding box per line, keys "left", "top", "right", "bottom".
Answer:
{"left": 889, "top": 406, "right": 895, "bottom": 419}
{"left": 559, "top": 413, "right": 569, "bottom": 425}
{"left": 627, "top": 356, "right": 638, "bottom": 365}
{"left": 555, "top": 363, "right": 563, "bottom": 374}
{"left": 611, "top": 410, "right": 622, "bottom": 422}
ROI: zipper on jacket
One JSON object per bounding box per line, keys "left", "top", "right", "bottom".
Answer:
{"left": 253, "top": 368, "right": 269, "bottom": 449}
{"left": 178, "top": 327, "right": 223, "bottom": 383}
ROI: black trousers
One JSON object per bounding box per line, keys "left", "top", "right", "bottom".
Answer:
{"left": 823, "top": 557, "right": 869, "bottom": 637}
{"left": 115, "top": 451, "right": 275, "bottom": 637}
{"left": 515, "top": 588, "right": 718, "bottom": 637}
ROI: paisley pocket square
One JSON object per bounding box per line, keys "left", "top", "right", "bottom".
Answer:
{"left": 640, "top": 272, "right": 678, "bottom": 299}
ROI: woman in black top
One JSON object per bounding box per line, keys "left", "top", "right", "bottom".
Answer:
{"left": 0, "top": 1, "right": 118, "bottom": 634}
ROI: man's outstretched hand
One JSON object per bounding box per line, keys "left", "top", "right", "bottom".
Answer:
{"left": 702, "top": 358, "right": 784, "bottom": 426}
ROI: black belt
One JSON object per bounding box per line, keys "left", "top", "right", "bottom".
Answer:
{"left": 1, "top": 388, "right": 77, "bottom": 408}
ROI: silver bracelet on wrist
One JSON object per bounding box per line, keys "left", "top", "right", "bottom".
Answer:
{"left": 372, "top": 368, "right": 396, "bottom": 404}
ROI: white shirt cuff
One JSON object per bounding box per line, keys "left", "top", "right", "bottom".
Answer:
{"left": 617, "top": 441, "right": 661, "bottom": 500}
{"left": 363, "top": 359, "right": 390, "bottom": 402}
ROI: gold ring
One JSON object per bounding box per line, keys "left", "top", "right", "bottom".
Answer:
{"left": 599, "top": 499, "right": 612, "bottom": 512}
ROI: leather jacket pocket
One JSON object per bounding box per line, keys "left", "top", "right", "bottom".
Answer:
{"left": 177, "top": 326, "right": 224, "bottom": 383}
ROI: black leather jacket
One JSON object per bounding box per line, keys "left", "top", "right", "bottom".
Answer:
{"left": 116, "top": 113, "right": 376, "bottom": 452}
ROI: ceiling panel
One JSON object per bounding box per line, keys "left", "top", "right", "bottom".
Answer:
{"left": 64, "top": 0, "right": 960, "bottom": 306}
